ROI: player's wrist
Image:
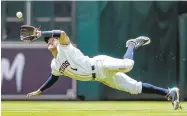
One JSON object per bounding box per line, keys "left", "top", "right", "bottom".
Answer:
{"left": 36, "top": 31, "right": 41, "bottom": 37}
{"left": 37, "top": 89, "right": 42, "bottom": 94}
{"left": 41, "top": 30, "right": 61, "bottom": 38}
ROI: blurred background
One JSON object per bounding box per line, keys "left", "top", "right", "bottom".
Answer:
{"left": 1, "top": 1, "right": 187, "bottom": 101}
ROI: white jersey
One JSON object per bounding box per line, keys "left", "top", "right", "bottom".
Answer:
{"left": 50, "top": 43, "right": 142, "bottom": 95}
{"left": 51, "top": 43, "right": 94, "bottom": 81}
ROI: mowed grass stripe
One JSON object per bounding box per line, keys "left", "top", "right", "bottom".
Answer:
{"left": 2, "top": 101, "right": 187, "bottom": 116}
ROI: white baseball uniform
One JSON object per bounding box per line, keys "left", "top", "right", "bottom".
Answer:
{"left": 51, "top": 43, "right": 142, "bottom": 95}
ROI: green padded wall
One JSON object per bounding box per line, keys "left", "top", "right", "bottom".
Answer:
{"left": 179, "top": 14, "right": 187, "bottom": 100}
{"left": 76, "top": 1, "right": 101, "bottom": 100}
{"left": 99, "top": 1, "right": 178, "bottom": 99}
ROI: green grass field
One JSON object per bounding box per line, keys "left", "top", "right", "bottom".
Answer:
{"left": 2, "top": 101, "right": 187, "bottom": 116}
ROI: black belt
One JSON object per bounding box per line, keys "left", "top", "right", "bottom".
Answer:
{"left": 91, "top": 65, "right": 96, "bottom": 79}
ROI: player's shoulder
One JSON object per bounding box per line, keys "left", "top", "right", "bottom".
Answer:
{"left": 56, "top": 42, "right": 74, "bottom": 52}
{"left": 57, "top": 42, "right": 73, "bottom": 48}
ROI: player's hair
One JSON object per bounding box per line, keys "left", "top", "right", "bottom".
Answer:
{"left": 44, "top": 36, "right": 50, "bottom": 43}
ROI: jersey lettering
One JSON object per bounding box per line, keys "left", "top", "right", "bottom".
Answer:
{"left": 59, "top": 60, "right": 70, "bottom": 73}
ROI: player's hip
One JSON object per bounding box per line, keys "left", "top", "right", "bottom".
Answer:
{"left": 92, "top": 56, "right": 134, "bottom": 79}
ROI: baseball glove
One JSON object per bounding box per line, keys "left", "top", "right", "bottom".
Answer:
{"left": 20, "top": 25, "right": 40, "bottom": 42}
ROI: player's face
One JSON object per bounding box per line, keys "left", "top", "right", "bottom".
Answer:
{"left": 47, "top": 38, "right": 59, "bottom": 51}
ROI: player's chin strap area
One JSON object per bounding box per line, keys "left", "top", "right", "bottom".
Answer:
{"left": 91, "top": 65, "right": 96, "bottom": 80}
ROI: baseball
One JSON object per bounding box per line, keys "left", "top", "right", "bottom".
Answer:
{"left": 16, "top": 12, "right": 23, "bottom": 18}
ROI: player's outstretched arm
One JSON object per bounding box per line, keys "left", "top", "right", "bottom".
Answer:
{"left": 26, "top": 74, "right": 59, "bottom": 98}
{"left": 20, "top": 25, "right": 69, "bottom": 44}
{"left": 20, "top": 25, "right": 70, "bottom": 45}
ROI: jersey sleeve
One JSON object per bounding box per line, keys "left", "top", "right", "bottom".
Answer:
{"left": 56, "top": 42, "right": 74, "bottom": 53}
{"left": 51, "top": 59, "right": 62, "bottom": 76}
{"left": 51, "top": 69, "right": 61, "bottom": 76}
{"left": 59, "top": 35, "right": 70, "bottom": 45}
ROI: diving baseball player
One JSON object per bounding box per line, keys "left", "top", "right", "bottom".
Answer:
{"left": 20, "top": 25, "right": 182, "bottom": 110}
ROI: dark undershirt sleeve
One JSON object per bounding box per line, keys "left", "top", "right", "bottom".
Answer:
{"left": 39, "top": 74, "right": 59, "bottom": 92}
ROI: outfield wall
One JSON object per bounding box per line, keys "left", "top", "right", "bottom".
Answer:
{"left": 1, "top": 1, "right": 187, "bottom": 101}
{"left": 179, "top": 14, "right": 187, "bottom": 101}
{"left": 76, "top": 1, "right": 181, "bottom": 100}
{"left": 1, "top": 43, "right": 77, "bottom": 100}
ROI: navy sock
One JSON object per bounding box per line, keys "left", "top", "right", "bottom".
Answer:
{"left": 142, "top": 83, "right": 169, "bottom": 96}
{"left": 123, "top": 43, "right": 135, "bottom": 60}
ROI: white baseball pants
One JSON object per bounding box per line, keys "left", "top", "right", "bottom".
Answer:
{"left": 93, "top": 55, "right": 142, "bottom": 94}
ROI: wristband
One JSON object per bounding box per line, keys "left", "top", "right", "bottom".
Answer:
{"left": 41, "top": 30, "right": 61, "bottom": 38}
{"left": 52, "top": 30, "right": 61, "bottom": 37}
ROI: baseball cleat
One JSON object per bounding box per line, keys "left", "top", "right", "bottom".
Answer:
{"left": 126, "top": 36, "right": 151, "bottom": 48}
{"left": 165, "top": 87, "right": 182, "bottom": 110}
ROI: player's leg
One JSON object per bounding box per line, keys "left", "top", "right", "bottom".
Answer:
{"left": 141, "top": 83, "right": 168, "bottom": 96}
{"left": 102, "top": 72, "right": 142, "bottom": 94}
{"left": 102, "top": 57, "right": 135, "bottom": 73}
{"left": 141, "top": 83, "right": 182, "bottom": 110}
{"left": 102, "top": 43, "right": 135, "bottom": 73}
{"left": 100, "top": 72, "right": 181, "bottom": 110}
{"left": 103, "top": 36, "right": 151, "bottom": 73}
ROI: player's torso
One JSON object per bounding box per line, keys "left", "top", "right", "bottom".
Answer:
{"left": 51, "top": 44, "right": 93, "bottom": 81}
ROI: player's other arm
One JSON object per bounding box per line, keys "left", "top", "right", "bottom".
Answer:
{"left": 26, "top": 74, "right": 59, "bottom": 98}
{"left": 38, "top": 30, "right": 70, "bottom": 45}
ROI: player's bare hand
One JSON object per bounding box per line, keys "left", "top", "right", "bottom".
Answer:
{"left": 26, "top": 90, "right": 42, "bottom": 98}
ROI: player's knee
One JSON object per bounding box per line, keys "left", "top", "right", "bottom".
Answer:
{"left": 123, "top": 59, "right": 134, "bottom": 72}
{"left": 130, "top": 82, "right": 142, "bottom": 95}
{"left": 113, "top": 73, "right": 142, "bottom": 95}
{"left": 118, "top": 81, "right": 142, "bottom": 95}
{"left": 127, "top": 59, "right": 134, "bottom": 68}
